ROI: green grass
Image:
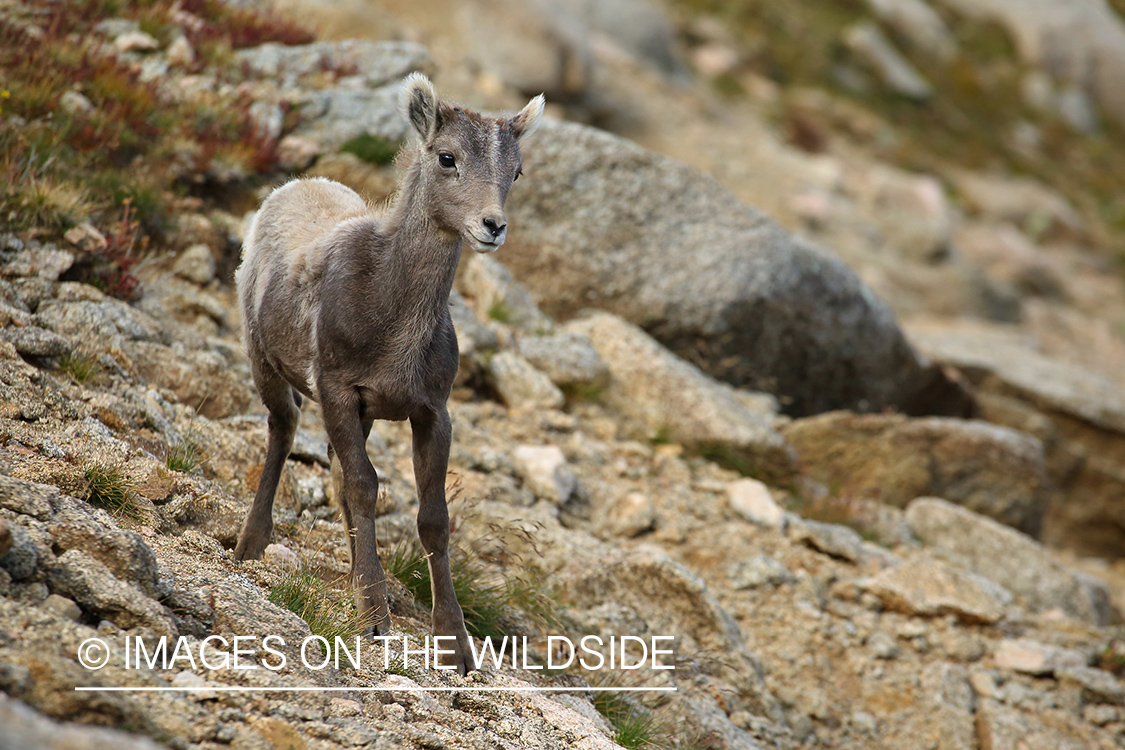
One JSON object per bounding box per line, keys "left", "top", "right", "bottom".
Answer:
{"left": 268, "top": 566, "right": 374, "bottom": 642}
{"left": 561, "top": 382, "right": 605, "bottom": 402}
{"left": 697, "top": 444, "right": 758, "bottom": 478}
{"left": 591, "top": 684, "right": 671, "bottom": 750}
{"left": 381, "top": 645, "right": 425, "bottom": 680}
{"left": 341, "top": 134, "right": 400, "bottom": 166}
{"left": 166, "top": 421, "right": 202, "bottom": 473}
{"left": 56, "top": 350, "right": 101, "bottom": 385}
{"left": 486, "top": 299, "right": 513, "bottom": 324}
{"left": 381, "top": 532, "right": 566, "bottom": 640}
{"left": 165, "top": 438, "right": 201, "bottom": 473}
{"left": 1097, "top": 640, "right": 1125, "bottom": 677}
{"left": 83, "top": 460, "right": 142, "bottom": 518}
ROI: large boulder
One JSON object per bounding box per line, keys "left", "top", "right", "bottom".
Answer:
{"left": 905, "top": 497, "right": 1116, "bottom": 625}
{"left": 781, "top": 411, "right": 1048, "bottom": 534}
{"left": 564, "top": 311, "right": 791, "bottom": 476}
{"left": 505, "top": 120, "right": 970, "bottom": 417}
{"left": 906, "top": 318, "right": 1125, "bottom": 556}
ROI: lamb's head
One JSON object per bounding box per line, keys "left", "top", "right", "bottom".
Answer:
{"left": 399, "top": 73, "right": 544, "bottom": 253}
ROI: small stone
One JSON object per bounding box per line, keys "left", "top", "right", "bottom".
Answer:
{"left": 0, "top": 524, "right": 38, "bottom": 581}
{"left": 513, "top": 445, "right": 576, "bottom": 503}
{"left": 859, "top": 557, "right": 1010, "bottom": 623}
{"left": 263, "top": 543, "right": 300, "bottom": 569}
{"left": 249, "top": 100, "right": 284, "bottom": 141}
{"left": 40, "top": 593, "right": 82, "bottom": 621}
{"left": 1056, "top": 665, "right": 1124, "bottom": 704}
{"left": 867, "top": 631, "right": 900, "bottom": 659}
{"left": 0, "top": 326, "right": 73, "bottom": 358}
{"left": 606, "top": 492, "right": 655, "bottom": 537}
{"left": 790, "top": 519, "right": 864, "bottom": 563}
{"left": 329, "top": 698, "right": 363, "bottom": 717}
{"left": 3, "top": 246, "right": 76, "bottom": 279}
{"left": 850, "top": 710, "right": 878, "bottom": 735}
{"left": 115, "top": 30, "right": 160, "bottom": 53}
{"left": 0, "top": 519, "right": 11, "bottom": 559}
{"left": 691, "top": 42, "right": 740, "bottom": 78}
{"left": 173, "top": 244, "right": 216, "bottom": 285}
{"left": 64, "top": 222, "right": 108, "bottom": 251}
{"left": 173, "top": 670, "right": 217, "bottom": 700}
{"left": 968, "top": 669, "right": 1001, "bottom": 699}
{"left": 213, "top": 724, "right": 236, "bottom": 743}
{"left": 727, "top": 478, "right": 784, "bottom": 528}
{"left": 943, "top": 632, "right": 987, "bottom": 662}
{"left": 277, "top": 135, "right": 321, "bottom": 171}
{"left": 59, "top": 90, "right": 94, "bottom": 116}
{"left": 1057, "top": 85, "right": 1099, "bottom": 134}
{"left": 993, "top": 638, "right": 1086, "bottom": 676}
{"left": 166, "top": 36, "right": 195, "bottom": 67}
{"left": 1082, "top": 704, "right": 1120, "bottom": 726}
{"left": 517, "top": 332, "right": 609, "bottom": 391}
{"left": 729, "top": 555, "right": 794, "bottom": 590}
{"left": 488, "top": 352, "right": 565, "bottom": 411}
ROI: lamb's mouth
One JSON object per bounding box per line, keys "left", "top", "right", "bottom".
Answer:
{"left": 468, "top": 234, "right": 504, "bottom": 253}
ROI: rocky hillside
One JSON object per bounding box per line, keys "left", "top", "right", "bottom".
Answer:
{"left": 2, "top": 1, "right": 1125, "bottom": 749}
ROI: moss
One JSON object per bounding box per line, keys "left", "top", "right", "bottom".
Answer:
{"left": 341, "top": 134, "right": 401, "bottom": 166}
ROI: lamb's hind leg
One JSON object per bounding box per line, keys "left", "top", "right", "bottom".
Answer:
{"left": 411, "top": 406, "right": 472, "bottom": 674}
{"left": 235, "top": 364, "right": 300, "bottom": 560}
{"left": 322, "top": 393, "right": 390, "bottom": 634}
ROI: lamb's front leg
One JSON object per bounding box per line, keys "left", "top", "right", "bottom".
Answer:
{"left": 322, "top": 394, "right": 391, "bottom": 634}
{"left": 411, "top": 406, "right": 473, "bottom": 674}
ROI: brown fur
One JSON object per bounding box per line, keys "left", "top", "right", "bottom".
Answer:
{"left": 233, "top": 74, "right": 543, "bottom": 673}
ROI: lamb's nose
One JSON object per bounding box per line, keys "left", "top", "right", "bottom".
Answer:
{"left": 483, "top": 216, "right": 506, "bottom": 239}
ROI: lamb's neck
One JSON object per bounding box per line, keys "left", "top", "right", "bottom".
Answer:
{"left": 387, "top": 208, "right": 462, "bottom": 308}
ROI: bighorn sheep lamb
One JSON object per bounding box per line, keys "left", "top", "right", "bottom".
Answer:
{"left": 234, "top": 73, "right": 544, "bottom": 673}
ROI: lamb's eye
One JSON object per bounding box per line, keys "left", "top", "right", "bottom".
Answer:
{"left": 438, "top": 153, "right": 456, "bottom": 168}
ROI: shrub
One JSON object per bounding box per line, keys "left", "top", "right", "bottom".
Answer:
{"left": 268, "top": 565, "right": 374, "bottom": 642}
{"left": 83, "top": 460, "right": 142, "bottom": 518}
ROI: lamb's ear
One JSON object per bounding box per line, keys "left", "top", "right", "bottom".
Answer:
{"left": 510, "top": 94, "right": 545, "bottom": 142}
{"left": 400, "top": 72, "right": 439, "bottom": 143}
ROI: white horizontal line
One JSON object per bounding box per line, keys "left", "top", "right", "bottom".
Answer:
{"left": 75, "top": 686, "right": 676, "bottom": 693}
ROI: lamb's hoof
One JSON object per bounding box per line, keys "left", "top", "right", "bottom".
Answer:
{"left": 233, "top": 535, "right": 269, "bottom": 561}
{"left": 434, "top": 626, "right": 474, "bottom": 675}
